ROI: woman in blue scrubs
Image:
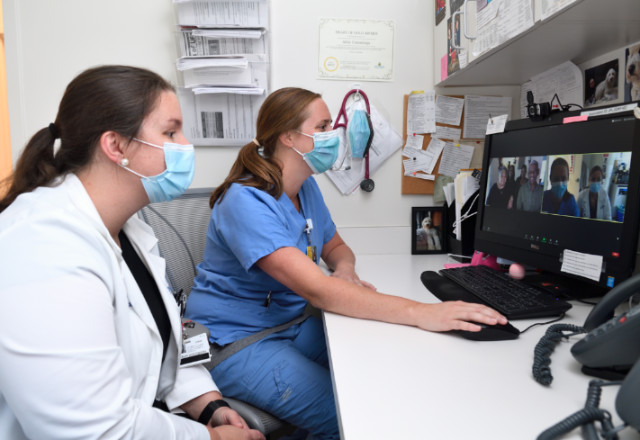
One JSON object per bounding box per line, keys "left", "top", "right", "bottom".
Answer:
{"left": 185, "top": 87, "right": 507, "bottom": 439}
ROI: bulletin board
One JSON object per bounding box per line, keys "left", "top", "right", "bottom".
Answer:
{"left": 401, "top": 94, "right": 469, "bottom": 194}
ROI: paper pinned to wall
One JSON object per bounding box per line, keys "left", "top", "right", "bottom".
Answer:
{"left": 407, "top": 91, "right": 436, "bottom": 134}
{"left": 463, "top": 95, "right": 511, "bottom": 139}
{"left": 402, "top": 136, "right": 445, "bottom": 176}
{"left": 434, "top": 125, "right": 461, "bottom": 141}
{"left": 435, "top": 95, "right": 464, "bottom": 126}
{"left": 438, "top": 142, "right": 474, "bottom": 177}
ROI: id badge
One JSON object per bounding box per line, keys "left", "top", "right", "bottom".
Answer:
{"left": 180, "top": 333, "right": 211, "bottom": 367}
{"left": 180, "top": 320, "right": 211, "bottom": 367}
{"left": 306, "top": 245, "right": 317, "bottom": 263}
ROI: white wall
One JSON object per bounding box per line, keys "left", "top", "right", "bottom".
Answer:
{"left": 4, "top": 0, "right": 435, "bottom": 254}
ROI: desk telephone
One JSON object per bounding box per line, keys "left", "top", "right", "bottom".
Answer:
{"left": 534, "top": 274, "right": 640, "bottom": 439}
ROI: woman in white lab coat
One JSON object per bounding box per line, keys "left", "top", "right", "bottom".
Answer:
{"left": 0, "top": 65, "right": 263, "bottom": 440}
{"left": 577, "top": 165, "right": 612, "bottom": 220}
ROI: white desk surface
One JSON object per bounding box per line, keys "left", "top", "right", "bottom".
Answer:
{"left": 323, "top": 254, "right": 639, "bottom": 440}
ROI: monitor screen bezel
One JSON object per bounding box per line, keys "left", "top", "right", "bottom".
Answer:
{"left": 473, "top": 104, "right": 640, "bottom": 290}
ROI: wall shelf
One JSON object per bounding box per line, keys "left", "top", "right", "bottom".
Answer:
{"left": 437, "top": 0, "right": 640, "bottom": 88}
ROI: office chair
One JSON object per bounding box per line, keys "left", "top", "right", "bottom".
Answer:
{"left": 138, "top": 187, "right": 285, "bottom": 436}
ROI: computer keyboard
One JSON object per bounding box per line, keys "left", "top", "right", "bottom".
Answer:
{"left": 436, "top": 265, "right": 572, "bottom": 319}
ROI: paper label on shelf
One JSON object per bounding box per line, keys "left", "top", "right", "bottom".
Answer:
{"left": 581, "top": 103, "right": 638, "bottom": 118}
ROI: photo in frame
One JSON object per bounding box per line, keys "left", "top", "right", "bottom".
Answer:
{"left": 412, "top": 206, "right": 447, "bottom": 254}
{"left": 435, "top": 0, "right": 446, "bottom": 26}
{"left": 584, "top": 58, "right": 619, "bottom": 107}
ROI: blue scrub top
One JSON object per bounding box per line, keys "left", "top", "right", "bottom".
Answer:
{"left": 185, "top": 177, "right": 336, "bottom": 345}
{"left": 541, "top": 189, "right": 579, "bottom": 217}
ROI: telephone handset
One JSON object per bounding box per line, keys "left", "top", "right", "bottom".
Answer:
{"left": 616, "top": 359, "right": 640, "bottom": 432}
{"left": 534, "top": 274, "right": 640, "bottom": 437}
{"left": 571, "top": 274, "right": 640, "bottom": 375}
{"left": 582, "top": 272, "right": 640, "bottom": 331}
{"left": 571, "top": 274, "right": 640, "bottom": 430}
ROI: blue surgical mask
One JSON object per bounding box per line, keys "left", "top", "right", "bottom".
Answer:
{"left": 551, "top": 181, "right": 567, "bottom": 199}
{"left": 348, "top": 109, "right": 373, "bottom": 158}
{"left": 295, "top": 129, "right": 342, "bottom": 174}
{"left": 121, "top": 138, "right": 195, "bottom": 203}
{"left": 590, "top": 182, "right": 602, "bottom": 193}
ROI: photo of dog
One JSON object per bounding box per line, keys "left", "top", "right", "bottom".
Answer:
{"left": 595, "top": 68, "right": 618, "bottom": 102}
{"left": 585, "top": 60, "right": 619, "bottom": 107}
{"left": 626, "top": 44, "right": 640, "bottom": 102}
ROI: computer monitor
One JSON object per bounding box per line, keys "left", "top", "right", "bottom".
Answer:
{"left": 474, "top": 103, "right": 640, "bottom": 295}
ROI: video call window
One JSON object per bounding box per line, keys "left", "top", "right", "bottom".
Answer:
{"left": 484, "top": 152, "right": 631, "bottom": 224}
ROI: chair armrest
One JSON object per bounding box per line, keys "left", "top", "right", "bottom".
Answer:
{"left": 225, "top": 397, "right": 284, "bottom": 434}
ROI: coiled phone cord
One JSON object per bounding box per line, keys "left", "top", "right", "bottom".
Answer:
{"left": 537, "top": 380, "right": 623, "bottom": 440}
{"left": 532, "top": 323, "right": 586, "bottom": 385}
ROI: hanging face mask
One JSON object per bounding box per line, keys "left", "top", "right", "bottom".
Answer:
{"left": 121, "top": 138, "right": 195, "bottom": 203}
{"left": 347, "top": 106, "right": 374, "bottom": 159}
{"left": 334, "top": 88, "right": 375, "bottom": 191}
{"left": 551, "top": 181, "right": 568, "bottom": 200}
{"left": 295, "top": 129, "right": 349, "bottom": 174}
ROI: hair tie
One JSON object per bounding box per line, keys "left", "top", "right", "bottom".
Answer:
{"left": 252, "top": 138, "right": 266, "bottom": 157}
{"left": 48, "top": 123, "right": 59, "bottom": 139}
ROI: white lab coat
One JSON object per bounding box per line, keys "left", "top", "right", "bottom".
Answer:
{"left": 0, "top": 174, "right": 216, "bottom": 440}
{"left": 577, "top": 187, "right": 612, "bottom": 220}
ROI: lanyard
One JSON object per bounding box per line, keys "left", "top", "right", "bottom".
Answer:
{"left": 299, "top": 200, "right": 317, "bottom": 263}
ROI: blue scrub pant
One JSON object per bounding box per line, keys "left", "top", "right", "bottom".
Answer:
{"left": 210, "top": 316, "right": 339, "bottom": 439}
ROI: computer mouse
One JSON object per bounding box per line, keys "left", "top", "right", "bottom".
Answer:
{"left": 454, "top": 321, "right": 520, "bottom": 341}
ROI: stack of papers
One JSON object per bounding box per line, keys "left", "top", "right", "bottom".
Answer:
{"left": 173, "top": 0, "right": 270, "bottom": 144}
{"left": 179, "top": 60, "right": 268, "bottom": 89}
{"left": 174, "top": 1, "right": 269, "bottom": 28}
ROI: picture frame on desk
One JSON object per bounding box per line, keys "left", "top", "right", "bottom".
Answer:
{"left": 411, "top": 206, "right": 447, "bottom": 255}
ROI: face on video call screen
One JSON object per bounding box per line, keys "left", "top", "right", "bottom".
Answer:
{"left": 478, "top": 117, "right": 637, "bottom": 264}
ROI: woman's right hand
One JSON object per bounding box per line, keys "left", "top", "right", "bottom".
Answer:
{"left": 208, "top": 425, "right": 265, "bottom": 440}
{"left": 415, "top": 300, "right": 507, "bottom": 332}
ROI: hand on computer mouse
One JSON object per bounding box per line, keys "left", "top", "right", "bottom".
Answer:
{"left": 414, "top": 300, "right": 507, "bottom": 333}
{"left": 455, "top": 321, "right": 520, "bottom": 341}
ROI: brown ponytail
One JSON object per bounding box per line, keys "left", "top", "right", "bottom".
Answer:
{"left": 0, "top": 127, "right": 59, "bottom": 212}
{"left": 210, "top": 87, "right": 321, "bottom": 207}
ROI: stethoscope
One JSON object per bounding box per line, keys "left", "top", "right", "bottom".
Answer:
{"left": 334, "top": 89, "right": 375, "bottom": 192}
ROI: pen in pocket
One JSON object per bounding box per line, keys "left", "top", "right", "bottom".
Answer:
{"left": 264, "top": 291, "right": 272, "bottom": 308}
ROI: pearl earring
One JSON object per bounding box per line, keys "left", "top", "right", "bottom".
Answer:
{"left": 120, "top": 158, "right": 129, "bottom": 167}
